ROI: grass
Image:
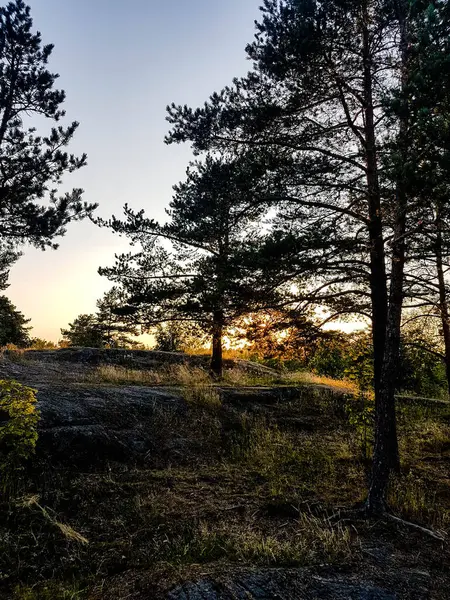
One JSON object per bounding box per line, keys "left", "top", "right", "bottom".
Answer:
{"left": 87, "top": 362, "right": 358, "bottom": 393}
{"left": 283, "top": 370, "right": 359, "bottom": 393}
{"left": 153, "top": 513, "right": 352, "bottom": 567}
{"left": 1, "top": 359, "right": 449, "bottom": 599}
{"left": 86, "top": 363, "right": 210, "bottom": 386}
{"left": 180, "top": 382, "right": 222, "bottom": 409}
{"left": 20, "top": 495, "right": 89, "bottom": 545}
{"left": 13, "top": 583, "right": 85, "bottom": 600}
{"left": 229, "top": 417, "right": 337, "bottom": 498}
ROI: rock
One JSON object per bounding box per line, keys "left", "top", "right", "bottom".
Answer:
{"left": 17, "top": 348, "right": 281, "bottom": 377}
{"left": 167, "top": 570, "right": 400, "bottom": 599}
{"left": 35, "top": 384, "right": 187, "bottom": 467}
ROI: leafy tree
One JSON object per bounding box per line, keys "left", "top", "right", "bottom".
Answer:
{"left": 310, "top": 334, "right": 351, "bottom": 380}
{"left": 0, "top": 0, "right": 95, "bottom": 254}
{"left": 234, "top": 309, "right": 333, "bottom": 366}
{"left": 398, "top": 312, "right": 448, "bottom": 398}
{"left": 0, "top": 378, "right": 39, "bottom": 495}
{"left": 165, "top": 0, "right": 448, "bottom": 512}
{"left": 99, "top": 155, "right": 284, "bottom": 376}
{"left": 0, "top": 295, "right": 30, "bottom": 346}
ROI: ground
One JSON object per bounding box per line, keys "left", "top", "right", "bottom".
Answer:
{"left": 0, "top": 349, "right": 449, "bottom": 599}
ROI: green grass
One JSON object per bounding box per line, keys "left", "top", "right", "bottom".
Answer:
{"left": 154, "top": 514, "right": 352, "bottom": 567}
{"left": 13, "top": 582, "right": 86, "bottom": 600}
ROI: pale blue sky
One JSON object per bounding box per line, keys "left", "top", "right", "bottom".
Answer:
{"left": 6, "top": 0, "right": 262, "bottom": 341}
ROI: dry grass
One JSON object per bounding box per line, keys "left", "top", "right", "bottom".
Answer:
{"left": 0, "top": 345, "right": 28, "bottom": 363}
{"left": 88, "top": 363, "right": 210, "bottom": 387}
{"left": 2, "top": 366, "right": 450, "bottom": 599}
{"left": 388, "top": 472, "right": 450, "bottom": 531}
{"left": 231, "top": 418, "right": 337, "bottom": 498}
{"left": 283, "top": 371, "right": 358, "bottom": 393}
{"left": 88, "top": 363, "right": 357, "bottom": 394}
{"left": 19, "top": 495, "right": 89, "bottom": 545}
{"left": 13, "top": 583, "right": 85, "bottom": 600}
{"left": 181, "top": 382, "right": 222, "bottom": 409}
{"left": 155, "top": 513, "right": 352, "bottom": 567}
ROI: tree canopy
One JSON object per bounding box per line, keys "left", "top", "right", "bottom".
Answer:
{"left": 61, "top": 289, "right": 140, "bottom": 349}
{"left": 163, "top": 0, "right": 450, "bottom": 511}
{"left": 0, "top": 295, "right": 30, "bottom": 346}
{"left": 99, "top": 154, "right": 287, "bottom": 375}
{"left": 0, "top": 0, "right": 95, "bottom": 254}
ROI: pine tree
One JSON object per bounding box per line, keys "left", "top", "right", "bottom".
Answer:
{"left": 0, "top": 0, "right": 95, "bottom": 252}
{"left": 60, "top": 314, "right": 104, "bottom": 348}
{"left": 61, "top": 289, "right": 140, "bottom": 349}
{"left": 95, "top": 287, "right": 140, "bottom": 348}
{"left": 0, "top": 295, "right": 30, "bottom": 346}
{"left": 165, "top": 0, "right": 447, "bottom": 512}
{"left": 400, "top": 0, "right": 450, "bottom": 397}
{"left": 99, "top": 155, "right": 284, "bottom": 377}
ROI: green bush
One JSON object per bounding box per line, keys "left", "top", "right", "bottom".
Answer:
{"left": 0, "top": 379, "right": 39, "bottom": 493}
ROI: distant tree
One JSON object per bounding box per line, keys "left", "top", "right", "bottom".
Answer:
{"left": 398, "top": 312, "right": 448, "bottom": 398}
{"left": 60, "top": 314, "right": 104, "bottom": 348}
{"left": 95, "top": 288, "right": 139, "bottom": 348}
{"left": 0, "top": 296, "right": 31, "bottom": 346}
{"left": 0, "top": 0, "right": 95, "bottom": 257}
{"left": 99, "top": 155, "right": 284, "bottom": 377}
{"left": 61, "top": 289, "right": 140, "bottom": 349}
{"left": 153, "top": 321, "right": 208, "bottom": 353}
{"left": 310, "top": 334, "right": 351, "bottom": 380}
{"left": 29, "top": 337, "right": 56, "bottom": 350}
{"left": 234, "top": 309, "right": 331, "bottom": 365}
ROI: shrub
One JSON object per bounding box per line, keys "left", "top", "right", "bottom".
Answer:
{"left": 181, "top": 382, "right": 222, "bottom": 410}
{"left": 0, "top": 379, "right": 39, "bottom": 494}
{"left": 29, "top": 338, "right": 57, "bottom": 350}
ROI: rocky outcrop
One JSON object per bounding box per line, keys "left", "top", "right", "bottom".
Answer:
{"left": 17, "top": 347, "right": 280, "bottom": 376}
{"left": 167, "top": 569, "right": 418, "bottom": 599}
{"left": 35, "top": 384, "right": 187, "bottom": 467}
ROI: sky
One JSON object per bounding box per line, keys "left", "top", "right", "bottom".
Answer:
{"left": 6, "top": 0, "right": 263, "bottom": 341}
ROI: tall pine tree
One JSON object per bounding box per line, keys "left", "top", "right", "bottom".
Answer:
{"left": 165, "top": 0, "right": 447, "bottom": 512}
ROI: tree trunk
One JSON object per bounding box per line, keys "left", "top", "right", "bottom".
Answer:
{"left": 367, "top": 1, "right": 409, "bottom": 512}
{"left": 361, "top": 5, "right": 389, "bottom": 400}
{"left": 210, "top": 310, "right": 224, "bottom": 378}
{"left": 435, "top": 218, "right": 450, "bottom": 398}
{"left": 367, "top": 196, "right": 405, "bottom": 513}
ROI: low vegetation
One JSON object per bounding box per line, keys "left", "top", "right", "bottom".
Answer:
{"left": 0, "top": 379, "right": 39, "bottom": 496}
{"left": 0, "top": 360, "right": 448, "bottom": 598}
{"left": 87, "top": 362, "right": 359, "bottom": 392}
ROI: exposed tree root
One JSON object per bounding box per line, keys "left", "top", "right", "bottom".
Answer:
{"left": 383, "top": 513, "right": 446, "bottom": 542}
{"left": 328, "top": 505, "right": 446, "bottom": 542}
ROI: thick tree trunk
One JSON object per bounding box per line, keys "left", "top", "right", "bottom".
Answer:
{"left": 367, "top": 0, "right": 409, "bottom": 512}
{"left": 361, "top": 6, "right": 389, "bottom": 400}
{"left": 435, "top": 223, "right": 450, "bottom": 398}
{"left": 367, "top": 198, "right": 405, "bottom": 512}
{"left": 362, "top": 6, "right": 388, "bottom": 398}
{"left": 210, "top": 310, "right": 224, "bottom": 378}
